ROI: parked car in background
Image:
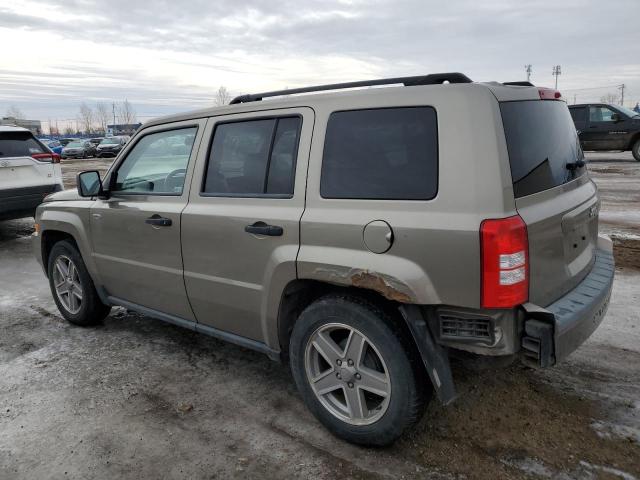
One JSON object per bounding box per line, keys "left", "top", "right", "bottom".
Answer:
{"left": 89, "top": 137, "right": 104, "bottom": 148}
{"left": 38, "top": 139, "right": 63, "bottom": 155}
{"left": 61, "top": 140, "right": 96, "bottom": 159}
{"left": 59, "top": 138, "right": 77, "bottom": 147}
{"left": 33, "top": 73, "right": 614, "bottom": 446}
{"left": 0, "top": 126, "right": 63, "bottom": 221}
{"left": 569, "top": 103, "right": 640, "bottom": 160}
{"left": 96, "top": 136, "right": 127, "bottom": 157}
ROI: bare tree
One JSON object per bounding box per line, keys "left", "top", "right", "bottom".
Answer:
{"left": 600, "top": 93, "right": 619, "bottom": 104}
{"left": 214, "top": 86, "right": 231, "bottom": 106}
{"left": 95, "top": 102, "right": 110, "bottom": 133}
{"left": 6, "top": 105, "right": 25, "bottom": 119}
{"left": 116, "top": 99, "right": 137, "bottom": 125}
{"left": 78, "top": 103, "right": 94, "bottom": 134}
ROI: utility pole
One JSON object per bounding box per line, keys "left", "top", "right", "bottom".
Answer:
{"left": 112, "top": 102, "right": 116, "bottom": 134}
{"left": 619, "top": 84, "right": 625, "bottom": 106}
{"left": 524, "top": 64, "right": 532, "bottom": 82}
{"left": 573, "top": 94, "right": 577, "bottom": 105}
{"left": 552, "top": 65, "right": 561, "bottom": 89}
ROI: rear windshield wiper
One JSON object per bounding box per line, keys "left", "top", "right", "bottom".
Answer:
{"left": 566, "top": 160, "right": 586, "bottom": 171}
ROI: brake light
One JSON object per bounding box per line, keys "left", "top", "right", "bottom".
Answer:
{"left": 538, "top": 87, "right": 562, "bottom": 100}
{"left": 31, "top": 153, "right": 60, "bottom": 163}
{"left": 480, "top": 215, "right": 529, "bottom": 308}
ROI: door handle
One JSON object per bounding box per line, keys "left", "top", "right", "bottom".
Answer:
{"left": 245, "top": 221, "right": 283, "bottom": 236}
{"left": 145, "top": 214, "right": 172, "bottom": 227}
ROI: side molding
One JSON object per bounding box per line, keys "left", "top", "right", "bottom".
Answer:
{"left": 399, "top": 304, "right": 457, "bottom": 405}
{"left": 109, "top": 296, "right": 281, "bottom": 361}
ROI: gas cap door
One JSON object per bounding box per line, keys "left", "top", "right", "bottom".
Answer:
{"left": 363, "top": 220, "right": 394, "bottom": 254}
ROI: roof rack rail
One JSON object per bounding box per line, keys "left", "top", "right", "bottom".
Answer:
{"left": 503, "top": 81, "right": 534, "bottom": 86}
{"left": 229, "top": 72, "right": 473, "bottom": 104}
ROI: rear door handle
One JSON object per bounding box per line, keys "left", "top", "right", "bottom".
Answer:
{"left": 245, "top": 221, "right": 283, "bottom": 236}
{"left": 145, "top": 214, "right": 172, "bottom": 227}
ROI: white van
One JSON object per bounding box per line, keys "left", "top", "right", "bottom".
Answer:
{"left": 0, "top": 126, "right": 64, "bottom": 221}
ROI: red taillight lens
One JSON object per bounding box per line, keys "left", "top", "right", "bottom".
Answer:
{"left": 52, "top": 153, "right": 61, "bottom": 163}
{"left": 31, "top": 153, "right": 55, "bottom": 163}
{"left": 480, "top": 215, "right": 529, "bottom": 308}
{"left": 538, "top": 87, "right": 562, "bottom": 100}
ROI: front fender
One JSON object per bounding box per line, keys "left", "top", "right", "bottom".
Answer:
{"left": 37, "top": 202, "right": 102, "bottom": 285}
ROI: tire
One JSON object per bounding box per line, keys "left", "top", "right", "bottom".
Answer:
{"left": 632, "top": 139, "right": 640, "bottom": 161}
{"left": 289, "top": 295, "right": 429, "bottom": 446}
{"left": 47, "top": 240, "right": 111, "bottom": 326}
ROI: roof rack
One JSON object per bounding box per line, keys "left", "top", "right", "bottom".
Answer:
{"left": 229, "top": 72, "right": 473, "bottom": 104}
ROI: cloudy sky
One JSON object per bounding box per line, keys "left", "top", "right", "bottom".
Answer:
{"left": 1, "top": 0, "right": 639, "bottom": 130}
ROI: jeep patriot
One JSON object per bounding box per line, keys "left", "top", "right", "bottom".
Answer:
{"left": 33, "top": 73, "right": 615, "bottom": 445}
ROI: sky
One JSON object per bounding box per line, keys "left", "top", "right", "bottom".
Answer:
{"left": 0, "top": 0, "right": 639, "bottom": 132}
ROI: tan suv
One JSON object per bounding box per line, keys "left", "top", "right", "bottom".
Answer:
{"left": 33, "top": 73, "right": 615, "bottom": 445}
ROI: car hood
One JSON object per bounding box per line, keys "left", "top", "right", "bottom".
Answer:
{"left": 43, "top": 189, "right": 81, "bottom": 202}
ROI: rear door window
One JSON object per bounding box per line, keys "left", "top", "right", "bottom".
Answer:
{"left": 569, "top": 107, "right": 587, "bottom": 129}
{"left": 202, "top": 116, "right": 301, "bottom": 196}
{"left": 0, "top": 131, "right": 46, "bottom": 158}
{"left": 321, "top": 107, "right": 438, "bottom": 200}
{"left": 500, "top": 101, "right": 585, "bottom": 198}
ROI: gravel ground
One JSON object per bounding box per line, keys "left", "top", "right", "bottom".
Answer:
{"left": 0, "top": 152, "right": 638, "bottom": 479}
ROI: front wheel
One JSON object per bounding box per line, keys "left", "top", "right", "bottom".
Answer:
{"left": 632, "top": 139, "right": 640, "bottom": 161}
{"left": 289, "top": 295, "right": 429, "bottom": 446}
{"left": 48, "top": 240, "right": 111, "bottom": 326}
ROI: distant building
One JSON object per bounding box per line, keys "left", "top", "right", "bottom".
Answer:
{"left": 1, "top": 117, "right": 42, "bottom": 135}
{"left": 107, "top": 123, "right": 142, "bottom": 136}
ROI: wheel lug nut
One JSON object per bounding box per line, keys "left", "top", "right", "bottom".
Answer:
{"left": 347, "top": 359, "right": 354, "bottom": 366}
{"left": 355, "top": 373, "right": 361, "bottom": 380}
{"left": 336, "top": 372, "right": 341, "bottom": 379}
{"left": 336, "top": 359, "right": 342, "bottom": 366}
{"left": 347, "top": 382, "right": 354, "bottom": 388}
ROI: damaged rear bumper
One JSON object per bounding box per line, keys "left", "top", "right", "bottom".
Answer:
{"left": 521, "top": 235, "right": 615, "bottom": 367}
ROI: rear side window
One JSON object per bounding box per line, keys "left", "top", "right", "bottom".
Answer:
{"left": 500, "top": 101, "right": 585, "bottom": 198}
{"left": 569, "top": 107, "right": 587, "bottom": 124}
{"left": 321, "top": 107, "right": 438, "bottom": 200}
{"left": 203, "top": 116, "right": 301, "bottom": 196}
{"left": 0, "top": 131, "right": 46, "bottom": 158}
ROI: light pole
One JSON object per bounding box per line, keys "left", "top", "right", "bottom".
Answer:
{"left": 524, "top": 64, "right": 532, "bottom": 82}
{"left": 552, "top": 65, "right": 561, "bottom": 89}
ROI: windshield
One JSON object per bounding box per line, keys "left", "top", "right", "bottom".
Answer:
{"left": 617, "top": 105, "right": 640, "bottom": 118}
{"left": 101, "top": 138, "right": 120, "bottom": 145}
{"left": 67, "top": 141, "right": 84, "bottom": 148}
{"left": 501, "top": 100, "right": 585, "bottom": 198}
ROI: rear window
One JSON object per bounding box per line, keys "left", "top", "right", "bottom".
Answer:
{"left": 500, "top": 101, "right": 585, "bottom": 198}
{"left": 0, "top": 131, "right": 47, "bottom": 158}
{"left": 321, "top": 107, "right": 438, "bottom": 200}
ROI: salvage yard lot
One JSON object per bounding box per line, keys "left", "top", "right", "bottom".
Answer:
{"left": 1, "top": 152, "right": 638, "bottom": 479}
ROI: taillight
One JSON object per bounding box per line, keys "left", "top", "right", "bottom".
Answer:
{"left": 480, "top": 215, "right": 529, "bottom": 308}
{"left": 31, "top": 153, "right": 60, "bottom": 163}
{"left": 538, "top": 87, "right": 562, "bottom": 100}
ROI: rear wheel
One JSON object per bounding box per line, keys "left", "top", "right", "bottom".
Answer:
{"left": 632, "top": 139, "right": 640, "bottom": 161}
{"left": 48, "top": 240, "right": 111, "bottom": 326}
{"left": 289, "top": 295, "right": 429, "bottom": 446}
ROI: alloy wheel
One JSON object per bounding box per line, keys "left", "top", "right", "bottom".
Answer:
{"left": 52, "top": 255, "right": 83, "bottom": 314}
{"left": 304, "top": 323, "right": 391, "bottom": 425}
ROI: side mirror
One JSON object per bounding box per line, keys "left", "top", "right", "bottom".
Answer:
{"left": 611, "top": 112, "right": 621, "bottom": 123}
{"left": 77, "top": 170, "right": 104, "bottom": 197}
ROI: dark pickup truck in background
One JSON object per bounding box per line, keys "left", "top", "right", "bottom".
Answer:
{"left": 569, "top": 103, "right": 640, "bottom": 160}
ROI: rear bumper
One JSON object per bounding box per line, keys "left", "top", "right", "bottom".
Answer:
{"left": 0, "top": 184, "right": 63, "bottom": 221}
{"left": 521, "top": 235, "right": 615, "bottom": 367}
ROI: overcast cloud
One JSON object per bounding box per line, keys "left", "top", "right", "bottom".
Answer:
{"left": 1, "top": 0, "right": 639, "bottom": 128}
